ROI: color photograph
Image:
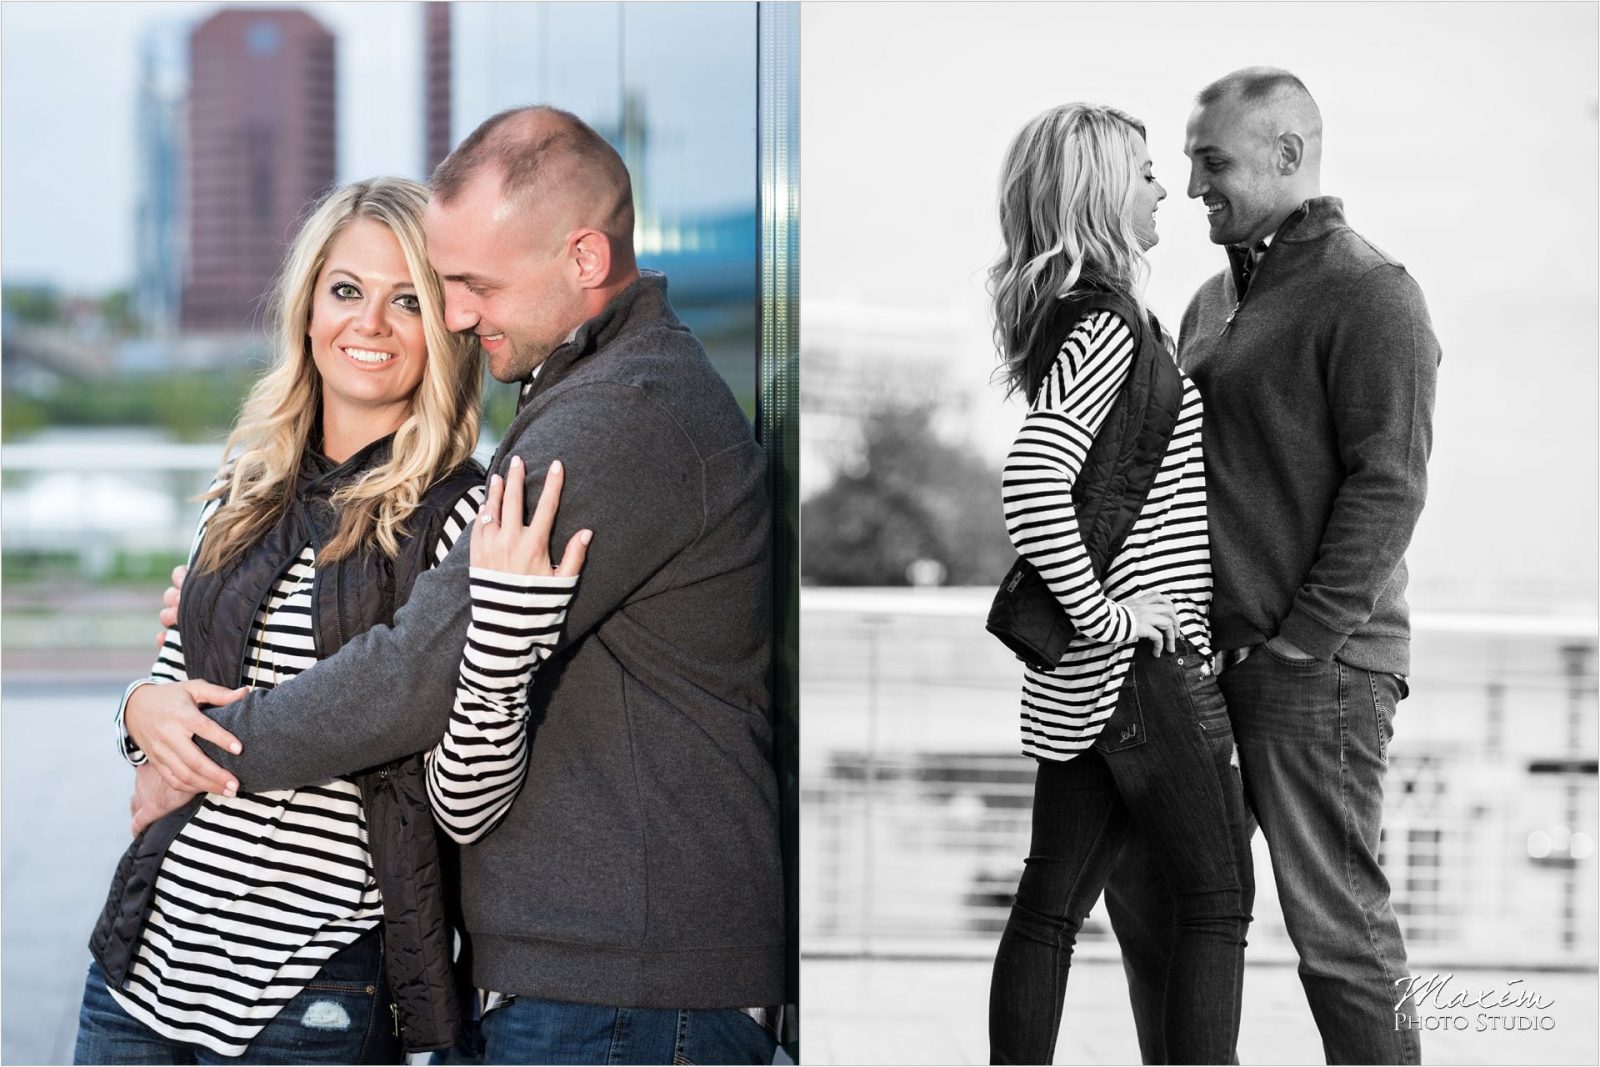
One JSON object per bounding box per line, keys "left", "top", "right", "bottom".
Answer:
{"left": 3, "top": 3, "right": 797, "bottom": 1063}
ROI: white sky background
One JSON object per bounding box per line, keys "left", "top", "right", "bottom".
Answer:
{"left": 801, "top": 1, "right": 1599, "bottom": 610}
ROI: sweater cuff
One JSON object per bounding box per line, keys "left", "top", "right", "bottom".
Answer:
{"left": 1278, "top": 609, "right": 1347, "bottom": 662}
{"left": 114, "top": 677, "right": 158, "bottom": 767}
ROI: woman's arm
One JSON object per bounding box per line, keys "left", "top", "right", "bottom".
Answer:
{"left": 426, "top": 457, "right": 589, "bottom": 843}
{"left": 1002, "top": 310, "right": 1168, "bottom": 648}
{"left": 122, "top": 495, "right": 232, "bottom": 828}
{"left": 118, "top": 495, "right": 226, "bottom": 767}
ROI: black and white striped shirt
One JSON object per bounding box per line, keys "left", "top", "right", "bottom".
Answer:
{"left": 110, "top": 486, "right": 483, "bottom": 1055}
{"left": 426, "top": 568, "right": 578, "bottom": 843}
{"left": 1002, "top": 310, "right": 1211, "bottom": 760}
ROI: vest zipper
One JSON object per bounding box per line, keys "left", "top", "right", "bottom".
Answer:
{"left": 234, "top": 550, "right": 304, "bottom": 689}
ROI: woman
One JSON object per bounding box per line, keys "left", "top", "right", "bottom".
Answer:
{"left": 986, "top": 105, "right": 1253, "bottom": 1064}
{"left": 76, "top": 178, "right": 493, "bottom": 1064}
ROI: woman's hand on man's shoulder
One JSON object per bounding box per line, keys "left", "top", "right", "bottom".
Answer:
{"left": 471, "top": 455, "right": 592, "bottom": 578}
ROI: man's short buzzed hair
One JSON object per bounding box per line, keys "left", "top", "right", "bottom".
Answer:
{"left": 430, "top": 105, "right": 634, "bottom": 240}
{"left": 1197, "top": 67, "right": 1317, "bottom": 111}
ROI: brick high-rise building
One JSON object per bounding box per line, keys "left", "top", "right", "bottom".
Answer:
{"left": 181, "top": 10, "right": 336, "bottom": 332}
{"left": 423, "top": 3, "right": 452, "bottom": 176}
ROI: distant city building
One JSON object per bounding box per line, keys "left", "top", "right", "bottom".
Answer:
{"left": 445, "top": 3, "right": 759, "bottom": 408}
{"left": 180, "top": 10, "right": 336, "bottom": 332}
{"left": 423, "top": 3, "right": 452, "bottom": 176}
{"left": 134, "top": 20, "right": 189, "bottom": 336}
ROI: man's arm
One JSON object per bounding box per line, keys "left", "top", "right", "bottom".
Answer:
{"left": 1275, "top": 264, "right": 1440, "bottom": 660}
{"left": 166, "top": 383, "right": 700, "bottom": 794}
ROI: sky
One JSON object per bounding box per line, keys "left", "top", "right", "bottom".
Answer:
{"left": 2, "top": 2, "right": 423, "bottom": 292}
{"left": 800, "top": 1, "right": 1599, "bottom": 610}
{"left": 0, "top": 1, "right": 756, "bottom": 294}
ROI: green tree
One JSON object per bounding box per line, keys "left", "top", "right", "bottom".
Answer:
{"left": 2, "top": 285, "right": 60, "bottom": 325}
{"left": 802, "top": 401, "right": 1013, "bottom": 586}
{"left": 100, "top": 289, "right": 140, "bottom": 336}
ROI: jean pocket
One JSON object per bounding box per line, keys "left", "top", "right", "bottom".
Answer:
{"left": 302, "top": 979, "right": 379, "bottom": 995}
{"left": 1094, "top": 678, "right": 1146, "bottom": 753}
{"left": 1185, "top": 670, "right": 1232, "bottom": 733}
{"left": 1369, "top": 672, "right": 1400, "bottom": 763}
{"left": 1261, "top": 642, "right": 1324, "bottom": 670}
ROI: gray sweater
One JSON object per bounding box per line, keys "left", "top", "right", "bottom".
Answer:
{"left": 1179, "top": 198, "right": 1440, "bottom": 674}
{"left": 199, "top": 271, "right": 784, "bottom": 1009}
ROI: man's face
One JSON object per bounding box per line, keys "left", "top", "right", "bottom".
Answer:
{"left": 424, "top": 172, "right": 578, "bottom": 383}
{"left": 1183, "top": 97, "right": 1286, "bottom": 247}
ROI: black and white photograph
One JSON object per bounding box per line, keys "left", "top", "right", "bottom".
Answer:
{"left": 799, "top": 2, "right": 1597, "bottom": 1064}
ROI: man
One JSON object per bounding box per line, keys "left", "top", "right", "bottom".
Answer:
{"left": 1104, "top": 68, "right": 1440, "bottom": 1065}
{"left": 125, "top": 106, "right": 783, "bottom": 1064}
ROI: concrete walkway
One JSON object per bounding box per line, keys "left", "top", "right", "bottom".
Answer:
{"left": 5, "top": 677, "right": 1595, "bottom": 1065}
{"left": 2, "top": 681, "right": 135, "bottom": 1065}
{"left": 802, "top": 955, "right": 1596, "bottom": 1065}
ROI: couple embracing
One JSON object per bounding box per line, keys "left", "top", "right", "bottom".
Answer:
{"left": 988, "top": 68, "right": 1439, "bottom": 1065}
{"left": 75, "top": 106, "right": 783, "bottom": 1066}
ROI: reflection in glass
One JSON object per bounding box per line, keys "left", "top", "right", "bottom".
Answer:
{"left": 451, "top": 1, "right": 758, "bottom": 419}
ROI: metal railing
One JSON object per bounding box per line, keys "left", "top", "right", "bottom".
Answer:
{"left": 800, "top": 588, "right": 1599, "bottom": 968}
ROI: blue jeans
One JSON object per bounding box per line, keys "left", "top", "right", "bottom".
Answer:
{"left": 471, "top": 995, "right": 777, "bottom": 1064}
{"left": 1105, "top": 648, "right": 1420, "bottom": 1064}
{"left": 988, "top": 643, "right": 1253, "bottom": 1065}
{"left": 74, "top": 929, "right": 402, "bottom": 1065}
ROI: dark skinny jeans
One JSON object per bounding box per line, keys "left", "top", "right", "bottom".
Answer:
{"left": 989, "top": 642, "right": 1254, "bottom": 1065}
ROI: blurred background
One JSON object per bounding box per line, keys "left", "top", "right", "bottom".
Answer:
{"left": 798, "top": 3, "right": 1598, "bottom": 1064}
{"left": 1, "top": 2, "right": 793, "bottom": 1062}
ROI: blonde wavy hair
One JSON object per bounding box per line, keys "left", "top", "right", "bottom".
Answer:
{"left": 195, "top": 178, "right": 484, "bottom": 573}
{"left": 990, "top": 103, "right": 1152, "bottom": 401}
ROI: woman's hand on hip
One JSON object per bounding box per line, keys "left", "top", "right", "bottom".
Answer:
{"left": 1124, "top": 591, "right": 1179, "bottom": 656}
{"left": 124, "top": 680, "right": 248, "bottom": 796}
{"left": 472, "top": 456, "right": 593, "bottom": 577}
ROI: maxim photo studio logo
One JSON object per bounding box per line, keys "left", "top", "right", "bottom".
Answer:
{"left": 1395, "top": 973, "right": 1556, "bottom": 1032}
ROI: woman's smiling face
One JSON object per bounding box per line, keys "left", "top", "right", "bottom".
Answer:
{"left": 306, "top": 218, "right": 429, "bottom": 435}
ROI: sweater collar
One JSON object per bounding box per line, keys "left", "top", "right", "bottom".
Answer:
{"left": 518, "top": 270, "right": 672, "bottom": 410}
{"left": 1264, "top": 195, "right": 1346, "bottom": 245}
{"left": 1225, "top": 196, "right": 1347, "bottom": 295}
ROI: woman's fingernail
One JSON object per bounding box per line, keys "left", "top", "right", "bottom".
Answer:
{"left": 225, "top": 781, "right": 238, "bottom": 797}
{"left": 580, "top": 529, "right": 593, "bottom": 545}
{"left": 229, "top": 742, "right": 242, "bottom": 755}
{"left": 512, "top": 456, "right": 524, "bottom": 468}
{"left": 491, "top": 473, "right": 502, "bottom": 487}
{"left": 551, "top": 459, "right": 562, "bottom": 474}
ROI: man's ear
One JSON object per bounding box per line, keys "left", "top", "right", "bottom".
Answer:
{"left": 570, "top": 229, "right": 613, "bottom": 289}
{"left": 1276, "top": 132, "right": 1306, "bottom": 176}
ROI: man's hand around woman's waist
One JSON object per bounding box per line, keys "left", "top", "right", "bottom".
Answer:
{"left": 124, "top": 679, "right": 247, "bottom": 797}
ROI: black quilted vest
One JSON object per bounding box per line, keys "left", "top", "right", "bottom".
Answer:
{"left": 1029, "top": 289, "right": 1185, "bottom": 582}
{"left": 89, "top": 435, "right": 483, "bottom": 1053}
